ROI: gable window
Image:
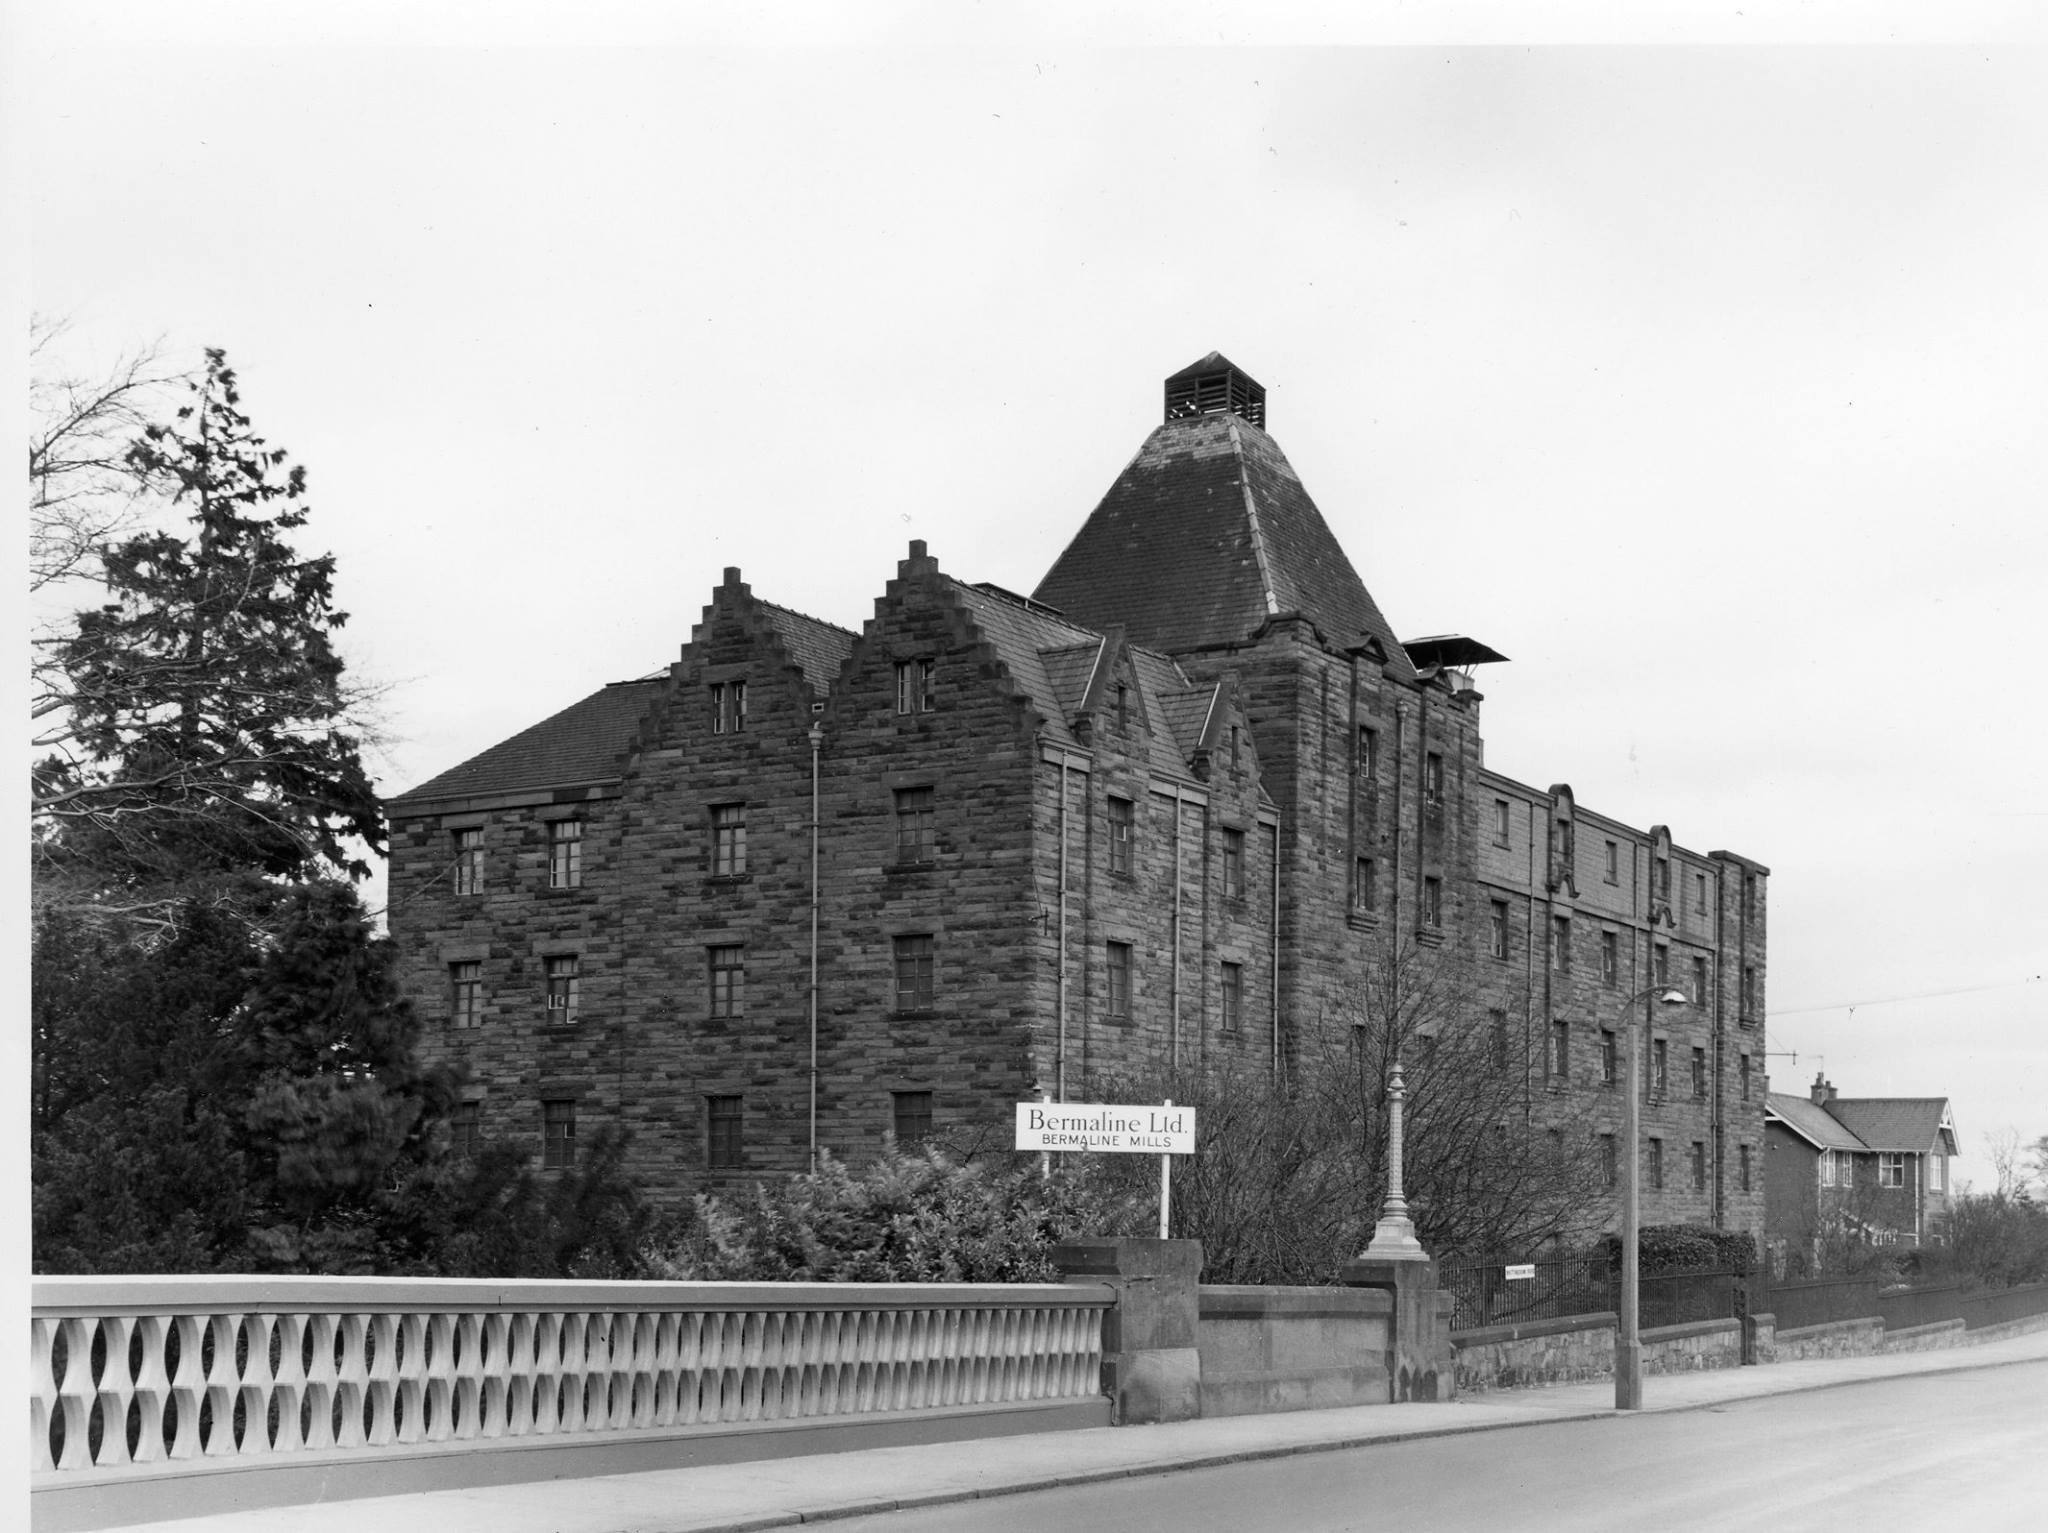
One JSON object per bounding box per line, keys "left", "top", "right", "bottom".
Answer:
{"left": 1692, "top": 1046, "right": 1707, "bottom": 1099}
{"left": 1879, "top": 1153, "right": 1905, "bottom": 1188}
{"left": 1601, "top": 930, "right": 1618, "bottom": 986}
{"left": 1600, "top": 1133, "right": 1618, "bottom": 1189}
{"left": 1552, "top": 916, "right": 1571, "bottom": 973}
{"left": 548, "top": 819, "right": 583, "bottom": 889}
{"left": 895, "top": 786, "right": 935, "bottom": 864}
{"left": 1656, "top": 857, "right": 1672, "bottom": 899}
{"left": 1691, "top": 1141, "right": 1707, "bottom": 1192}
{"left": 1604, "top": 840, "right": 1619, "bottom": 883}
{"left": 707, "top": 1095, "right": 743, "bottom": 1169}
{"left": 1651, "top": 1038, "right": 1669, "bottom": 1097}
{"left": 1220, "top": 961, "right": 1243, "bottom": 1034}
{"left": 1229, "top": 725, "right": 1242, "bottom": 773}
{"left": 1493, "top": 799, "right": 1511, "bottom": 846}
{"left": 712, "top": 803, "right": 747, "bottom": 875}
{"left": 711, "top": 679, "right": 747, "bottom": 734}
{"left": 450, "top": 961, "right": 482, "bottom": 1028}
{"left": 1550, "top": 1020, "right": 1569, "bottom": 1082}
{"left": 892, "top": 1090, "right": 934, "bottom": 1145}
{"left": 452, "top": 827, "right": 484, "bottom": 896}
{"left": 1695, "top": 871, "right": 1709, "bottom": 913}
{"left": 1422, "top": 876, "right": 1443, "bottom": 928}
{"left": 894, "top": 658, "right": 936, "bottom": 715}
{"left": 1106, "top": 941, "right": 1133, "bottom": 1019}
{"left": 452, "top": 1100, "right": 480, "bottom": 1157}
{"left": 1489, "top": 900, "right": 1508, "bottom": 959}
{"left": 1490, "top": 1009, "right": 1509, "bottom": 1069}
{"left": 1693, "top": 957, "right": 1709, "bottom": 1008}
{"left": 545, "top": 955, "right": 580, "bottom": 1023}
{"left": 1116, "top": 683, "right": 1129, "bottom": 729}
{"left": 708, "top": 945, "right": 745, "bottom": 1018}
{"left": 1649, "top": 1138, "right": 1665, "bottom": 1191}
{"left": 542, "top": 1100, "right": 576, "bottom": 1170}
{"left": 1107, "top": 796, "right": 1134, "bottom": 877}
{"left": 1221, "top": 828, "right": 1246, "bottom": 901}
{"left": 1356, "top": 858, "right": 1380, "bottom": 914}
{"left": 893, "top": 934, "right": 935, "bottom": 1012}
{"left": 1423, "top": 752, "right": 1444, "bottom": 808}
{"left": 1600, "top": 1029, "right": 1618, "bottom": 1086}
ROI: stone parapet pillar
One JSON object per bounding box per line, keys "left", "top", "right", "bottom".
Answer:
{"left": 1339, "top": 1254, "right": 1455, "bottom": 1402}
{"left": 1053, "top": 1237, "right": 1203, "bottom": 1423}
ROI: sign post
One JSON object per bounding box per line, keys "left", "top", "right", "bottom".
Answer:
{"left": 1014, "top": 1099, "right": 1196, "bottom": 1238}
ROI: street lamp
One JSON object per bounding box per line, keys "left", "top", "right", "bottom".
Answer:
{"left": 1616, "top": 983, "right": 1690, "bottom": 1410}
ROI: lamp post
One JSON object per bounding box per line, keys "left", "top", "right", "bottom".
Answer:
{"left": 1616, "top": 983, "right": 1689, "bottom": 1410}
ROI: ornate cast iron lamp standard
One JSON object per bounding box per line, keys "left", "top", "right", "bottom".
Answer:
{"left": 1361, "top": 1055, "right": 1425, "bottom": 1259}
{"left": 1617, "top": 984, "right": 1692, "bottom": 1410}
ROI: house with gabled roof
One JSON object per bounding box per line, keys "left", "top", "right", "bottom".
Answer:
{"left": 386, "top": 354, "right": 1769, "bottom": 1223}
{"left": 1765, "top": 1073, "right": 1958, "bottom": 1270}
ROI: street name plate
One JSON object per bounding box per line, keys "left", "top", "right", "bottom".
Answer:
{"left": 1504, "top": 1263, "right": 1537, "bottom": 1281}
{"left": 1014, "top": 1102, "right": 1196, "bottom": 1154}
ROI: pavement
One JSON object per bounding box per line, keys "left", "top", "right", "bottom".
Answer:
{"left": 128, "top": 1324, "right": 2048, "bottom": 1533}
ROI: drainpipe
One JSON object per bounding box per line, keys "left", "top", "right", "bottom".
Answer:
{"left": 808, "top": 721, "right": 823, "bottom": 1171}
{"left": 1390, "top": 704, "right": 1405, "bottom": 929}
{"left": 1269, "top": 821, "right": 1281, "bottom": 1077}
{"left": 1171, "top": 788, "right": 1184, "bottom": 1073}
{"left": 1057, "top": 758, "right": 1070, "bottom": 1102}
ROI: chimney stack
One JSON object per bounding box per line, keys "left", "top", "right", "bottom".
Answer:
{"left": 1810, "top": 1073, "right": 1836, "bottom": 1106}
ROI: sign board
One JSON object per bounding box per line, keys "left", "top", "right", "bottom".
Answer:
{"left": 1504, "top": 1263, "right": 1537, "bottom": 1281}
{"left": 1014, "top": 1102, "right": 1196, "bottom": 1155}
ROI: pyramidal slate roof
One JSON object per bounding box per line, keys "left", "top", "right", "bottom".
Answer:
{"left": 1032, "top": 407, "right": 1414, "bottom": 679}
{"left": 389, "top": 678, "right": 664, "bottom": 808}
{"left": 1827, "top": 1099, "right": 1957, "bottom": 1155}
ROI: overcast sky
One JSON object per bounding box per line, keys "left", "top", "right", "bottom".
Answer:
{"left": 22, "top": 6, "right": 2047, "bottom": 1192}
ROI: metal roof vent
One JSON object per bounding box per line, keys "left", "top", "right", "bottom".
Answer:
{"left": 1164, "top": 352, "right": 1266, "bottom": 429}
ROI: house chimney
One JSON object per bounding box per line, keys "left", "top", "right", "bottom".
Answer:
{"left": 1810, "top": 1072, "right": 1836, "bottom": 1106}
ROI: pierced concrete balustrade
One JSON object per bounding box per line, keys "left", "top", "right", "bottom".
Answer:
{"left": 31, "top": 1276, "right": 1113, "bottom": 1531}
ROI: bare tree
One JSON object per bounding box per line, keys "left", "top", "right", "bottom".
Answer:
{"left": 1985, "top": 1126, "right": 2024, "bottom": 1200}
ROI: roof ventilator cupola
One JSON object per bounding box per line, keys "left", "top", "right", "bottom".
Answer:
{"left": 1163, "top": 351, "right": 1266, "bottom": 429}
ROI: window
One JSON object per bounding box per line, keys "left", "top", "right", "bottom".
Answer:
{"left": 1116, "top": 683, "right": 1128, "bottom": 730}
{"left": 543, "top": 1100, "right": 576, "bottom": 1170}
{"left": 1651, "top": 1038, "right": 1669, "bottom": 1097}
{"left": 1222, "top": 828, "right": 1246, "bottom": 901}
{"left": 1220, "top": 962, "right": 1243, "bottom": 1033}
{"left": 545, "top": 955, "right": 580, "bottom": 1024}
{"left": 895, "top": 786, "right": 935, "bottom": 864}
{"left": 1490, "top": 1009, "right": 1509, "bottom": 1069}
{"left": 1356, "top": 858, "right": 1379, "bottom": 913}
{"left": 1691, "top": 1141, "right": 1708, "bottom": 1192}
{"left": 1739, "top": 1053, "right": 1751, "bottom": 1101}
{"left": 1600, "top": 930, "right": 1618, "bottom": 986}
{"left": 1229, "top": 725, "right": 1241, "bottom": 773}
{"left": 1744, "top": 874, "right": 1758, "bottom": 916}
{"left": 1693, "top": 957, "right": 1709, "bottom": 1009}
{"left": 1695, "top": 872, "right": 1708, "bottom": 913}
{"left": 1356, "top": 726, "right": 1378, "bottom": 780}
{"left": 1422, "top": 876, "right": 1442, "bottom": 928}
{"left": 1107, "top": 796, "right": 1134, "bottom": 877}
{"left": 1821, "top": 1150, "right": 1837, "bottom": 1188}
{"left": 707, "top": 1095, "right": 742, "bottom": 1168}
{"left": 1552, "top": 916, "right": 1571, "bottom": 973}
{"left": 1739, "top": 1144, "right": 1754, "bottom": 1193}
{"left": 894, "top": 658, "right": 935, "bottom": 714}
{"left": 708, "top": 945, "right": 745, "bottom": 1018}
{"left": 452, "top": 1100, "right": 480, "bottom": 1157}
{"left": 1653, "top": 943, "right": 1670, "bottom": 987}
{"left": 1691, "top": 1046, "right": 1707, "bottom": 1099}
{"left": 1489, "top": 900, "right": 1508, "bottom": 958}
{"left": 450, "top": 961, "right": 482, "bottom": 1027}
{"left": 711, "top": 679, "right": 747, "bottom": 734}
{"left": 1493, "top": 799, "right": 1511, "bottom": 846}
{"left": 893, "top": 934, "right": 935, "bottom": 1012}
{"left": 1423, "top": 752, "right": 1444, "bottom": 808}
{"left": 548, "top": 819, "right": 583, "bottom": 889}
{"left": 1879, "top": 1153, "right": 1905, "bottom": 1188}
{"left": 892, "top": 1090, "right": 934, "bottom": 1145}
{"left": 1600, "top": 1029, "right": 1618, "bottom": 1086}
{"left": 1604, "top": 840, "right": 1618, "bottom": 883}
{"left": 1928, "top": 1154, "right": 1945, "bottom": 1192}
{"left": 1741, "top": 965, "right": 1757, "bottom": 1021}
{"left": 1656, "top": 857, "right": 1671, "bottom": 899}
{"left": 452, "top": 827, "right": 484, "bottom": 896}
{"left": 1550, "top": 1020, "right": 1569, "bottom": 1081}
{"left": 1106, "top": 941, "right": 1132, "bottom": 1018}
{"left": 1600, "top": 1133, "right": 1617, "bottom": 1189}
{"left": 1649, "top": 1138, "right": 1665, "bottom": 1191}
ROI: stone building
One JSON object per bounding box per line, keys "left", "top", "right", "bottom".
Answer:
{"left": 385, "top": 353, "right": 1769, "bottom": 1236}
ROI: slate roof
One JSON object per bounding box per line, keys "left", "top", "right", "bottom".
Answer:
{"left": 389, "top": 678, "right": 663, "bottom": 808}
{"left": 1032, "top": 411, "right": 1414, "bottom": 678}
{"left": 759, "top": 600, "right": 856, "bottom": 694}
{"left": 1765, "top": 1093, "right": 1869, "bottom": 1153}
{"left": 1827, "top": 1099, "right": 1957, "bottom": 1155}
{"left": 1037, "top": 641, "right": 1102, "bottom": 726}
{"left": 948, "top": 578, "right": 1103, "bottom": 750}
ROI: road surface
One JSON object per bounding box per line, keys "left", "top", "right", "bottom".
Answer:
{"left": 829, "top": 1360, "right": 2048, "bottom": 1532}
